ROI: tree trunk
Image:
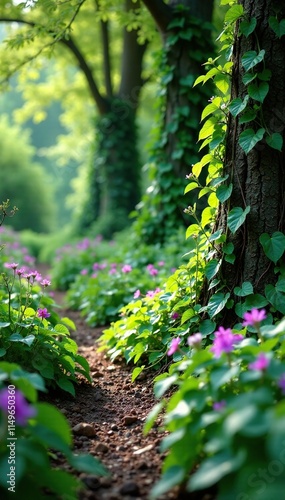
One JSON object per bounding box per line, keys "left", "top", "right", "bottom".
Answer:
{"left": 220, "top": 0, "right": 285, "bottom": 294}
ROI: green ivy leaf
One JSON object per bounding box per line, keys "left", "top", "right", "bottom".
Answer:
{"left": 216, "top": 183, "right": 233, "bottom": 203}
{"left": 234, "top": 282, "right": 254, "bottom": 297}
{"left": 269, "top": 17, "right": 285, "bottom": 38}
{"left": 225, "top": 4, "right": 244, "bottom": 23}
{"left": 207, "top": 292, "right": 230, "bottom": 318}
{"left": 242, "top": 50, "right": 265, "bottom": 71}
{"left": 258, "top": 69, "right": 272, "bottom": 81}
{"left": 242, "top": 72, "right": 257, "bottom": 85}
{"left": 227, "top": 206, "right": 250, "bottom": 234}
{"left": 266, "top": 133, "right": 283, "bottom": 151}
{"left": 229, "top": 96, "right": 249, "bottom": 117}
{"left": 239, "top": 108, "right": 257, "bottom": 124}
{"left": 205, "top": 259, "right": 221, "bottom": 281}
{"left": 265, "top": 285, "right": 285, "bottom": 315}
{"left": 240, "top": 17, "right": 257, "bottom": 37}
{"left": 239, "top": 128, "right": 265, "bottom": 154}
{"left": 259, "top": 232, "right": 285, "bottom": 263}
{"left": 248, "top": 82, "right": 269, "bottom": 102}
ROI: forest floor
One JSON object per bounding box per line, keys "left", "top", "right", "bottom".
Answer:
{"left": 44, "top": 285, "right": 216, "bottom": 500}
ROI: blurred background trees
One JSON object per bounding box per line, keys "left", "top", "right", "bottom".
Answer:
{"left": 0, "top": 0, "right": 223, "bottom": 242}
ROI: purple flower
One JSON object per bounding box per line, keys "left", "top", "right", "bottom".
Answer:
{"left": 0, "top": 388, "right": 37, "bottom": 426}
{"left": 248, "top": 353, "right": 269, "bottom": 371}
{"left": 149, "top": 267, "right": 158, "bottom": 276}
{"left": 16, "top": 267, "right": 26, "bottom": 276}
{"left": 122, "top": 264, "right": 132, "bottom": 273}
{"left": 4, "top": 262, "right": 19, "bottom": 270}
{"left": 243, "top": 308, "right": 267, "bottom": 327}
{"left": 93, "top": 263, "right": 100, "bottom": 271}
{"left": 211, "top": 327, "right": 243, "bottom": 358}
{"left": 167, "top": 338, "right": 181, "bottom": 356}
{"left": 109, "top": 268, "right": 117, "bottom": 275}
{"left": 134, "top": 290, "right": 141, "bottom": 299}
{"left": 188, "top": 333, "right": 202, "bottom": 348}
{"left": 171, "top": 312, "right": 180, "bottom": 320}
{"left": 37, "top": 308, "right": 51, "bottom": 319}
{"left": 80, "top": 269, "right": 88, "bottom": 275}
{"left": 40, "top": 279, "right": 51, "bottom": 287}
{"left": 158, "top": 261, "right": 165, "bottom": 267}
{"left": 278, "top": 374, "right": 285, "bottom": 394}
{"left": 213, "top": 400, "right": 226, "bottom": 411}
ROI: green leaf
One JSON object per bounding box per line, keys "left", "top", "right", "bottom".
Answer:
{"left": 56, "top": 377, "right": 75, "bottom": 396}
{"left": 260, "top": 232, "right": 285, "bottom": 263}
{"left": 239, "top": 108, "right": 257, "bottom": 124}
{"left": 205, "top": 259, "right": 221, "bottom": 281}
{"left": 68, "top": 453, "right": 108, "bottom": 476}
{"left": 199, "top": 319, "right": 216, "bottom": 336}
{"left": 0, "top": 322, "right": 10, "bottom": 328}
{"left": 240, "top": 17, "right": 257, "bottom": 37}
{"left": 144, "top": 401, "right": 165, "bottom": 435}
{"left": 131, "top": 366, "right": 145, "bottom": 382}
{"left": 269, "top": 17, "right": 285, "bottom": 38}
{"left": 188, "top": 450, "right": 245, "bottom": 491}
{"left": 0, "top": 348, "right": 6, "bottom": 357}
{"left": 227, "top": 206, "right": 250, "bottom": 233}
{"left": 225, "top": 4, "right": 244, "bottom": 23}
{"left": 265, "top": 285, "right": 285, "bottom": 315}
{"left": 154, "top": 374, "right": 178, "bottom": 399}
{"left": 216, "top": 183, "right": 233, "bottom": 202}
{"left": 248, "top": 82, "right": 269, "bottom": 102}
{"left": 239, "top": 128, "right": 265, "bottom": 154}
{"left": 35, "top": 402, "right": 72, "bottom": 445}
{"left": 234, "top": 281, "right": 254, "bottom": 297}
{"left": 242, "top": 72, "right": 257, "bottom": 85}
{"left": 150, "top": 466, "right": 185, "bottom": 500}
{"left": 229, "top": 96, "right": 249, "bottom": 117}
{"left": 266, "top": 133, "right": 283, "bottom": 151}
{"left": 242, "top": 50, "right": 265, "bottom": 71}
{"left": 207, "top": 292, "right": 230, "bottom": 318}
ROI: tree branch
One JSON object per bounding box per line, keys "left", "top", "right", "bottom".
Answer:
{"left": 141, "top": 0, "right": 172, "bottom": 32}
{"left": 0, "top": 16, "right": 109, "bottom": 114}
{"left": 99, "top": 19, "right": 113, "bottom": 99}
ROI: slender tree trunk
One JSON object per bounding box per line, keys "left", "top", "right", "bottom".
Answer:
{"left": 220, "top": 0, "right": 285, "bottom": 294}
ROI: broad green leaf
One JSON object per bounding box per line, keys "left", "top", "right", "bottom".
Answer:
{"left": 240, "top": 17, "right": 257, "bottom": 37}
{"left": 242, "top": 50, "right": 265, "bottom": 71}
{"left": 258, "top": 68, "right": 272, "bottom": 81}
{"left": 184, "top": 181, "right": 198, "bottom": 194}
{"left": 259, "top": 231, "right": 285, "bottom": 263}
{"left": 266, "top": 133, "right": 283, "bottom": 151}
{"left": 131, "top": 366, "right": 145, "bottom": 382}
{"left": 227, "top": 206, "right": 250, "bottom": 233}
{"left": 214, "top": 73, "right": 229, "bottom": 95}
{"left": 56, "top": 377, "right": 75, "bottom": 396}
{"left": 248, "top": 82, "right": 269, "bottom": 102}
{"left": 199, "top": 319, "right": 216, "bottom": 336}
{"left": 239, "top": 108, "right": 257, "bottom": 124}
{"left": 0, "top": 348, "right": 6, "bottom": 357}
{"left": 201, "top": 101, "right": 220, "bottom": 120}
{"left": 154, "top": 374, "right": 178, "bottom": 399}
{"left": 150, "top": 466, "right": 186, "bottom": 499}
{"left": 207, "top": 292, "right": 230, "bottom": 318}
{"left": 265, "top": 285, "right": 285, "bottom": 315}
{"left": 242, "top": 72, "right": 257, "bottom": 85}
{"left": 269, "top": 16, "right": 285, "bottom": 38}
{"left": 239, "top": 128, "right": 265, "bottom": 154}
{"left": 188, "top": 450, "right": 245, "bottom": 491}
{"left": 144, "top": 401, "right": 165, "bottom": 434}
{"left": 216, "top": 183, "right": 233, "bottom": 202}
{"left": 35, "top": 402, "right": 72, "bottom": 445}
{"left": 198, "top": 117, "right": 217, "bottom": 140}
{"left": 68, "top": 453, "right": 109, "bottom": 476}
{"left": 205, "top": 259, "right": 221, "bottom": 281}
{"left": 225, "top": 4, "right": 244, "bottom": 23}
{"left": 0, "top": 322, "right": 10, "bottom": 328}
{"left": 234, "top": 281, "right": 254, "bottom": 297}
{"left": 229, "top": 96, "right": 249, "bottom": 117}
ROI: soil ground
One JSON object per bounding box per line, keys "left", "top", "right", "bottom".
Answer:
{"left": 44, "top": 286, "right": 216, "bottom": 500}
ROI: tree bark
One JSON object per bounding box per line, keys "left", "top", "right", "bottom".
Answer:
{"left": 220, "top": 0, "right": 285, "bottom": 293}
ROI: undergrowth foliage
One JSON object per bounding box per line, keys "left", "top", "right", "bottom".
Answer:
{"left": 99, "top": 1, "right": 285, "bottom": 498}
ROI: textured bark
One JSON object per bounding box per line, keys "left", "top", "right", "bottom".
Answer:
{"left": 221, "top": 0, "right": 285, "bottom": 293}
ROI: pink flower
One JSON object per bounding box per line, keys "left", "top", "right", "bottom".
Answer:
{"left": 167, "top": 338, "right": 181, "bottom": 356}
{"left": 149, "top": 267, "right": 158, "bottom": 276}
{"left": 16, "top": 267, "right": 26, "bottom": 276}
{"left": 171, "top": 312, "right": 180, "bottom": 320}
{"left": 211, "top": 327, "right": 243, "bottom": 358}
{"left": 158, "top": 261, "right": 165, "bottom": 267}
{"left": 40, "top": 279, "right": 51, "bottom": 287}
{"left": 188, "top": 333, "right": 202, "bottom": 348}
{"left": 243, "top": 308, "right": 267, "bottom": 327}
{"left": 134, "top": 290, "right": 141, "bottom": 299}
{"left": 248, "top": 353, "right": 269, "bottom": 371}
{"left": 0, "top": 388, "right": 37, "bottom": 426}
{"left": 37, "top": 308, "right": 51, "bottom": 319}
{"left": 80, "top": 269, "right": 88, "bottom": 275}
{"left": 278, "top": 374, "right": 285, "bottom": 394}
{"left": 109, "top": 268, "right": 117, "bottom": 275}
{"left": 5, "top": 262, "right": 19, "bottom": 270}
{"left": 122, "top": 264, "right": 132, "bottom": 273}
